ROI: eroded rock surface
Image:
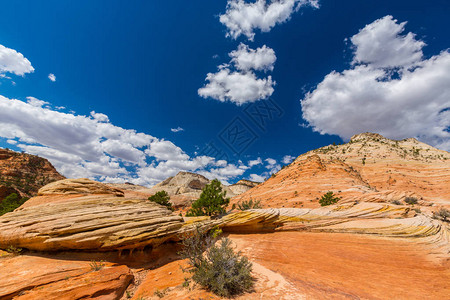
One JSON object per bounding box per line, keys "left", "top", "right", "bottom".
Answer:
{"left": 0, "top": 195, "right": 183, "bottom": 252}
{"left": 0, "top": 148, "right": 64, "bottom": 199}
{"left": 38, "top": 178, "right": 124, "bottom": 197}
{"left": 233, "top": 133, "right": 450, "bottom": 208}
{"left": 0, "top": 255, "right": 133, "bottom": 300}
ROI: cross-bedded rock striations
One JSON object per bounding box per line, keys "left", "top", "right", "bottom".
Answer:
{"left": 0, "top": 180, "right": 183, "bottom": 252}
{"left": 232, "top": 132, "right": 450, "bottom": 209}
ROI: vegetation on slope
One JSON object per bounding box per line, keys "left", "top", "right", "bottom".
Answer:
{"left": 186, "top": 179, "right": 230, "bottom": 217}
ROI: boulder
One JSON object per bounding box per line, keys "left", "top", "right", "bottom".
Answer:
{"left": 0, "top": 196, "right": 183, "bottom": 252}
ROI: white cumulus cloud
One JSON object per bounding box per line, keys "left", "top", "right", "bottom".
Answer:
{"left": 230, "top": 43, "right": 276, "bottom": 72}
{"left": 350, "top": 15, "right": 425, "bottom": 68}
{"left": 0, "top": 95, "right": 267, "bottom": 185}
{"left": 198, "top": 66, "right": 274, "bottom": 105}
{"left": 26, "top": 96, "right": 49, "bottom": 108}
{"left": 248, "top": 157, "right": 262, "bottom": 167}
{"left": 198, "top": 44, "right": 276, "bottom": 105}
{"left": 282, "top": 155, "right": 295, "bottom": 164}
{"left": 301, "top": 15, "right": 450, "bottom": 151}
{"left": 48, "top": 73, "right": 56, "bottom": 82}
{"left": 0, "top": 44, "right": 34, "bottom": 76}
{"left": 220, "top": 0, "right": 319, "bottom": 41}
{"left": 249, "top": 173, "right": 265, "bottom": 182}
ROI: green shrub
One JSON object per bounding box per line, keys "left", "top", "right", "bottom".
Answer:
{"left": 404, "top": 197, "right": 418, "bottom": 205}
{"left": 89, "top": 260, "right": 105, "bottom": 271}
{"left": 148, "top": 190, "right": 173, "bottom": 211}
{"left": 391, "top": 200, "right": 402, "bottom": 205}
{"left": 179, "top": 228, "right": 253, "bottom": 297}
{"left": 186, "top": 179, "right": 229, "bottom": 217}
{"left": 5, "top": 245, "right": 23, "bottom": 255}
{"left": 0, "top": 193, "right": 28, "bottom": 216}
{"left": 234, "top": 199, "right": 262, "bottom": 211}
{"left": 432, "top": 208, "right": 450, "bottom": 222}
{"left": 319, "top": 191, "right": 340, "bottom": 206}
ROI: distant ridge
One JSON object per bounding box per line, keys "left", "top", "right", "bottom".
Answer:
{"left": 232, "top": 132, "right": 450, "bottom": 209}
{"left": 0, "top": 148, "right": 65, "bottom": 200}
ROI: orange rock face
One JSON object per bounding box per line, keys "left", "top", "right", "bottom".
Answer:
{"left": 233, "top": 133, "right": 450, "bottom": 209}
{"left": 0, "top": 148, "right": 65, "bottom": 199}
{"left": 230, "top": 232, "right": 450, "bottom": 299}
{"left": 0, "top": 255, "right": 133, "bottom": 300}
{"left": 123, "top": 231, "right": 450, "bottom": 299}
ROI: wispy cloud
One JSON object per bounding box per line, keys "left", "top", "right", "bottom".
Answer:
{"left": 171, "top": 127, "right": 184, "bottom": 133}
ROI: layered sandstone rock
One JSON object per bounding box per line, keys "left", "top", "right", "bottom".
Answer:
{"left": 0, "top": 174, "right": 449, "bottom": 299}
{"left": 233, "top": 133, "right": 450, "bottom": 208}
{"left": 228, "top": 179, "right": 259, "bottom": 195}
{"left": 0, "top": 255, "right": 133, "bottom": 300}
{"left": 0, "top": 195, "right": 183, "bottom": 252}
{"left": 0, "top": 148, "right": 64, "bottom": 199}
{"left": 38, "top": 178, "right": 124, "bottom": 197}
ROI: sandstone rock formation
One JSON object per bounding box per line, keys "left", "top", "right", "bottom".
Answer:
{"left": 233, "top": 133, "right": 450, "bottom": 209}
{"left": 38, "top": 178, "right": 125, "bottom": 197}
{"left": 0, "top": 135, "right": 449, "bottom": 299}
{"left": 0, "top": 255, "right": 133, "bottom": 300}
{"left": 228, "top": 179, "right": 259, "bottom": 195}
{"left": 0, "top": 148, "right": 64, "bottom": 199}
{"left": 0, "top": 181, "right": 183, "bottom": 251}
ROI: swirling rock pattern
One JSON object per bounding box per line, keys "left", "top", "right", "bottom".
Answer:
{"left": 0, "top": 195, "right": 183, "bottom": 251}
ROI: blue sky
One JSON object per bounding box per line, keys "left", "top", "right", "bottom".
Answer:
{"left": 0, "top": 0, "right": 449, "bottom": 185}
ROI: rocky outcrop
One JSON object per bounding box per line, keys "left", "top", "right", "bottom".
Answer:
{"left": 38, "top": 178, "right": 124, "bottom": 197}
{"left": 228, "top": 179, "right": 259, "bottom": 195}
{"left": 0, "top": 148, "right": 65, "bottom": 199}
{"left": 0, "top": 175, "right": 449, "bottom": 299}
{"left": 233, "top": 133, "right": 450, "bottom": 208}
{"left": 0, "top": 255, "right": 133, "bottom": 300}
{"left": 0, "top": 195, "right": 183, "bottom": 252}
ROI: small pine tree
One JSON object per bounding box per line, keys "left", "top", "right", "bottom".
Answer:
{"left": 148, "top": 190, "right": 173, "bottom": 211}
{"left": 234, "top": 199, "right": 262, "bottom": 211}
{"left": 319, "top": 191, "right": 340, "bottom": 206}
{"left": 186, "top": 179, "right": 229, "bottom": 217}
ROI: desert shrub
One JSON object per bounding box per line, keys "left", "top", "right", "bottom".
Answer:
{"left": 404, "top": 197, "right": 418, "bottom": 205}
{"left": 391, "top": 200, "right": 402, "bottom": 205}
{"left": 154, "top": 288, "right": 168, "bottom": 298}
{"left": 0, "top": 193, "right": 28, "bottom": 216}
{"left": 89, "top": 260, "right": 105, "bottom": 271}
{"left": 186, "top": 179, "right": 229, "bottom": 217}
{"left": 148, "top": 190, "right": 173, "bottom": 211}
{"left": 179, "top": 228, "right": 253, "bottom": 297}
{"left": 235, "top": 199, "right": 262, "bottom": 211}
{"left": 5, "top": 245, "right": 23, "bottom": 255}
{"left": 319, "top": 191, "right": 340, "bottom": 206}
{"left": 432, "top": 208, "right": 450, "bottom": 222}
